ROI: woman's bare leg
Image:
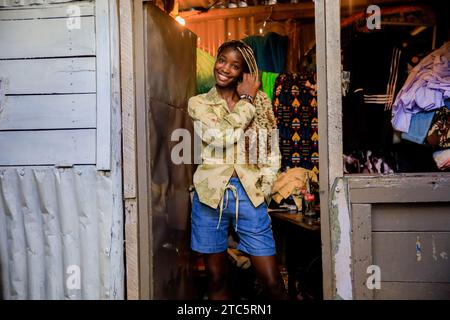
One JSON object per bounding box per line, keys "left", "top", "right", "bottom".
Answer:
{"left": 250, "top": 255, "right": 288, "bottom": 300}
{"left": 204, "top": 252, "right": 231, "bottom": 300}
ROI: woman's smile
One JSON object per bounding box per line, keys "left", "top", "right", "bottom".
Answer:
{"left": 214, "top": 47, "right": 244, "bottom": 87}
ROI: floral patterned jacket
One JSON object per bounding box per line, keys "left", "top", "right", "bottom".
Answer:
{"left": 188, "top": 86, "right": 281, "bottom": 209}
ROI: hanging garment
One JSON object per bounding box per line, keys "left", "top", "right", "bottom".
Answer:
{"left": 273, "top": 73, "right": 319, "bottom": 173}
{"left": 342, "top": 31, "right": 406, "bottom": 154}
{"left": 392, "top": 42, "right": 450, "bottom": 133}
{"left": 261, "top": 71, "right": 279, "bottom": 101}
{"left": 196, "top": 48, "right": 215, "bottom": 94}
{"left": 243, "top": 32, "right": 288, "bottom": 73}
{"left": 426, "top": 106, "right": 450, "bottom": 148}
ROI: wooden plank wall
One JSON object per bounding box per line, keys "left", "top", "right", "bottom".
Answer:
{"left": 372, "top": 203, "right": 450, "bottom": 299}
{"left": 349, "top": 176, "right": 450, "bottom": 300}
{"left": 0, "top": 1, "right": 97, "bottom": 166}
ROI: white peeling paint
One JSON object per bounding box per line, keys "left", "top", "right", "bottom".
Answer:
{"left": 332, "top": 178, "right": 353, "bottom": 300}
{"left": 416, "top": 236, "right": 422, "bottom": 262}
{"left": 432, "top": 235, "right": 437, "bottom": 261}
{"left": 0, "top": 77, "right": 7, "bottom": 114}
{"left": 440, "top": 252, "right": 448, "bottom": 260}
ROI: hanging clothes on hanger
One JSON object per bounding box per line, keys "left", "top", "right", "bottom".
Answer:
{"left": 196, "top": 48, "right": 215, "bottom": 94}
{"left": 342, "top": 30, "right": 406, "bottom": 154}
{"left": 243, "top": 32, "right": 288, "bottom": 74}
{"left": 272, "top": 73, "right": 319, "bottom": 174}
{"left": 261, "top": 71, "right": 279, "bottom": 101}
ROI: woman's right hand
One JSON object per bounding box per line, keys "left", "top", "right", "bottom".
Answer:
{"left": 237, "top": 73, "right": 260, "bottom": 100}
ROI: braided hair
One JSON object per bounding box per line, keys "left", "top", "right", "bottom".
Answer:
{"left": 216, "top": 40, "right": 259, "bottom": 79}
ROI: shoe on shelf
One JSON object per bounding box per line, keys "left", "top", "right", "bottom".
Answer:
{"left": 228, "top": 0, "right": 238, "bottom": 8}
{"left": 238, "top": 0, "right": 248, "bottom": 7}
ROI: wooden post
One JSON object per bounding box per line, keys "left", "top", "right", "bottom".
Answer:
{"left": 119, "top": 0, "right": 153, "bottom": 300}
{"left": 96, "top": 0, "right": 112, "bottom": 170}
{"left": 315, "top": 0, "right": 344, "bottom": 300}
{"left": 119, "top": 0, "right": 140, "bottom": 300}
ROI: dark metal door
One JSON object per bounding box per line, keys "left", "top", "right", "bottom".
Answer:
{"left": 144, "top": 3, "right": 197, "bottom": 299}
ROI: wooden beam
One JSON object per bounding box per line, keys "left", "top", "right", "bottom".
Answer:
{"left": 119, "top": 0, "right": 140, "bottom": 300}
{"left": 348, "top": 174, "right": 450, "bottom": 204}
{"left": 109, "top": 0, "right": 125, "bottom": 299}
{"left": 134, "top": 0, "right": 152, "bottom": 300}
{"left": 96, "top": 0, "right": 112, "bottom": 170}
{"left": 180, "top": 3, "right": 315, "bottom": 22}
{"left": 315, "top": 0, "right": 344, "bottom": 300}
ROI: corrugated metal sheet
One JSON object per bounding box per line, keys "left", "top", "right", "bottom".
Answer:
{"left": 0, "top": 166, "right": 120, "bottom": 299}
{"left": 187, "top": 16, "right": 255, "bottom": 57}
{"left": 185, "top": 15, "right": 314, "bottom": 73}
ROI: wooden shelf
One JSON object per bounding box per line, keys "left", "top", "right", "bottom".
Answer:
{"left": 180, "top": 3, "right": 315, "bottom": 22}
{"left": 269, "top": 210, "right": 320, "bottom": 231}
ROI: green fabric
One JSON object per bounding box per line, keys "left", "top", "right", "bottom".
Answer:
{"left": 196, "top": 48, "right": 215, "bottom": 94}
{"left": 243, "top": 32, "right": 288, "bottom": 73}
{"left": 261, "top": 71, "right": 279, "bottom": 101}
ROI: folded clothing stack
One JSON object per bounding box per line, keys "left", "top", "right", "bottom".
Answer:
{"left": 433, "top": 149, "right": 450, "bottom": 170}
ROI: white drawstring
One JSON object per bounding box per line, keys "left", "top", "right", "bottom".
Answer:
{"left": 217, "top": 183, "right": 240, "bottom": 232}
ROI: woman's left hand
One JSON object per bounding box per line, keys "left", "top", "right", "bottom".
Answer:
{"left": 237, "top": 73, "right": 260, "bottom": 100}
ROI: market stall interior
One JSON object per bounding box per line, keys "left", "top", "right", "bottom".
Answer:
{"left": 157, "top": 0, "right": 449, "bottom": 300}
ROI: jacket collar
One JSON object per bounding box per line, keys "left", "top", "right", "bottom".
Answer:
{"left": 204, "top": 86, "right": 222, "bottom": 105}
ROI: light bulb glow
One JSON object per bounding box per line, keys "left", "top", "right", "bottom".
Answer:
{"left": 175, "top": 16, "right": 185, "bottom": 26}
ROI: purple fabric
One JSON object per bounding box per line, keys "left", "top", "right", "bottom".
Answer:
{"left": 392, "top": 42, "right": 450, "bottom": 133}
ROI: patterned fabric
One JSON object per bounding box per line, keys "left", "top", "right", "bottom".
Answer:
{"left": 272, "top": 73, "right": 319, "bottom": 174}
{"left": 426, "top": 106, "right": 450, "bottom": 148}
{"left": 188, "top": 87, "right": 281, "bottom": 209}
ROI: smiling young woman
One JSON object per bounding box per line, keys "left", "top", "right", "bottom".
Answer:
{"left": 187, "top": 40, "right": 287, "bottom": 300}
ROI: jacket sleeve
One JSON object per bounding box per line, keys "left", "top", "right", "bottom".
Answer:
{"left": 188, "top": 96, "right": 256, "bottom": 148}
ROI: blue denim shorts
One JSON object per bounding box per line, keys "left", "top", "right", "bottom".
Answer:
{"left": 191, "top": 177, "right": 276, "bottom": 256}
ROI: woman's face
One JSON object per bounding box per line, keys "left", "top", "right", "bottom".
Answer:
{"left": 214, "top": 47, "right": 244, "bottom": 88}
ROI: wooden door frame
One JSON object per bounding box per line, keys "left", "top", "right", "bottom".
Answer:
{"left": 120, "top": 0, "right": 369, "bottom": 300}
{"left": 315, "top": 0, "right": 344, "bottom": 300}
{"left": 120, "top": 0, "right": 344, "bottom": 300}
{"left": 119, "top": 0, "right": 153, "bottom": 300}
